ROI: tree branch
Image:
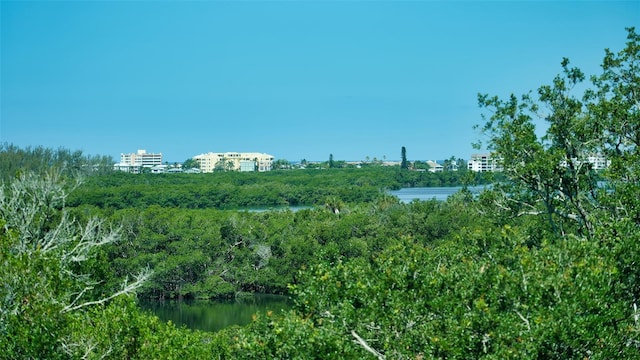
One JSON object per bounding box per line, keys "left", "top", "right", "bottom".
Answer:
{"left": 61, "top": 268, "right": 151, "bottom": 313}
{"left": 352, "top": 330, "right": 385, "bottom": 360}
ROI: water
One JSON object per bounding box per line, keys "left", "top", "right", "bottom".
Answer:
{"left": 140, "top": 294, "right": 292, "bottom": 332}
{"left": 389, "top": 186, "right": 486, "bottom": 203}
{"left": 243, "top": 205, "right": 313, "bottom": 213}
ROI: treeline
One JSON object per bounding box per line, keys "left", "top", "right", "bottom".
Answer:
{"left": 0, "top": 143, "right": 114, "bottom": 180}
{"left": 68, "top": 172, "right": 381, "bottom": 210}
{"left": 70, "top": 194, "right": 469, "bottom": 300}
{"left": 66, "top": 166, "right": 488, "bottom": 300}
{"left": 67, "top": 167, "right": 494, "bottom": 210}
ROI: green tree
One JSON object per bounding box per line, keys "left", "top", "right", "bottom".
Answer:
{"left": 182, "top": 158, "right": 200, "bottom": 169}
{"left": 329, "top": 153, "right": 335, "bottom": 168}
{"left": 585, "top": 27, "right": 640, "bottom": 221}
{"left": 0, "top": 143, "right": 114, "bottom": 180}
{"left": 272, "top": 158, "right": 291, "bottom": 170}
{"left": 0, "top": 171, "right": 150, "bottom": 358}
{"left": 477, "top": 28, "right": 640, "bottom": 241}
{"left": 477, "top": 57, "right": 600, "bottom": 238}
{"left": 215, "top": 158, "right": 227, "bottom": 172}
{"left": 401, "top": 146, "right": 408, "bottom": 169}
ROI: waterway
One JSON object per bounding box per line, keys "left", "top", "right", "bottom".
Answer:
{"left": 243, "top": 205, "right": 313, "bottom": 213}
{"left": 389, "top": 185, "right": 486, "bottom": 203}
{"left": 139, "top": 293, "right": 292, "bottom": 332}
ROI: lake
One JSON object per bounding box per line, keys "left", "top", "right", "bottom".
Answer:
{"left": 139, "top": 293, "right": 292, "bottom": 332}
{"left": 389, "top": 186, "right": 486, "bottom": 203}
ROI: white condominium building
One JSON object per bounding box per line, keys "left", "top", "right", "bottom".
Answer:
{"left": 119, "top": 149, "right": 162, "bottom": 167}
{"left": 585, "top": 154, "right": 610, "bottom": 171}
{"left": 468, "top": 152, "right": 608, "bottom": 172}
{"left": 561, "top": 153, "right": 610, "bottom": 170}
{"left": 193, "top": 152, "right": 274, "bottom": 173}
{"left": 114, "top": 149, "right": 163, "bottom": 173}
{"left": 468, "top": 153, "right": 502, "bottom": 172}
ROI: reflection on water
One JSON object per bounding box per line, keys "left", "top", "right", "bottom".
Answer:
{"left": 140, "top": 294, "right": 292, "bottom": 332}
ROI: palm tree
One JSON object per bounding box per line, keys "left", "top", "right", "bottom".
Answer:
{"left": 226, "top": 160, "right": 235, "bottom": 172}
{"left": 214, "top": 158, "right": 227, "bottom": 172}
{"left": 324, "top": 196, "right": 344, "bottom": 215}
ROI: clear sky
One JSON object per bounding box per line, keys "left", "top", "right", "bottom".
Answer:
{"left": 1, "top": 1, "right": 638, "bottom": 163}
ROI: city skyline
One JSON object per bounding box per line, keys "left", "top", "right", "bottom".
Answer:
{"left": 2, "top": 1, "right": 638, "bottom": 163}
{"left": 116, "top": 147, "right": 470, "bottom": 164}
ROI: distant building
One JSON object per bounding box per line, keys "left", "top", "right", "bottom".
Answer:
{"left": 120, "top": 149, "right": 162, "bottom": 167}
{"left": 426, "top": 160, "right": 444, "bottom": 173}
{"left": 114, "top": 149, "right": 163, "bottom": 173}
{"left": 561, "top": 153, "right": 610, "bottom": 171}
{"left": 192, "top": 152, "right": 274, "bottom": 173}
{"left": 446, "top": 160, "right": 460, "bottom": 172}
{"left": 150, "top": 165, "right": 168, "bottom": 174}
{"left": 382, "top": 161, "right": 401, "bottom": 166}
{"left": 467, "top": 152, "right": 607, "bottom": 173}
{"left": 585, "top": 154, "right": 610, "bottom": 171}
{"left": 468, "top": 153, "right": 502, "bottom": 172}
{"left": 239, "top": 160, "right": 256, "bottom": 172}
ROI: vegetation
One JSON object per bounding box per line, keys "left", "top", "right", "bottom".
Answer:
{"left": 65, "top": 166, "right": 489, "bottom": 211}
{"left": 0, "top": 28, "right": 638, "bottom": 359}
{"left": 401, "top": 146, "right": 408, "bottom": 169}
{"left": 182, "top": 158, "right": 200, "bottom": 170}
{"left": 0, "top": 171, "right": 211, "bottom": 359}
{"left": 0, "top": 143, "right": 113, "bottom": 181}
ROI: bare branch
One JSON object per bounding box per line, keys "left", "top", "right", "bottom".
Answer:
{"left": 352, "top": 330, "right": 385, "bottom": 360}
{"left": 514, "top": 310, "right": 531, "bottom": 332}
{"left": 61, "top": 268, "right": 152, "bottom": 313}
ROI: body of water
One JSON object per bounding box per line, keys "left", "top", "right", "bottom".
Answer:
{"left": 140, "top": 293, "right": 292, "bottom": 332}
{"left": 243, "top": 205, "right": 313, "bottom": 213}
{"left": 389, "top": 186, "right": 486, "bottom": 203}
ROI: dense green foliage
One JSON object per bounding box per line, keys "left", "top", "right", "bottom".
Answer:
{"left": 1, "top": 29, "right": 639, "bottom": 359}
{"left": 77, "top": 195, "right": 471, "bottom": 300}
{"left": 0, "top": 172, "right": 223, "bottom": 359}
{"left": 65, "top": 166, "right": 489, "bottom": 300}
{"left": 66, "top": 167, "right": 489, "bottom": 210}
{"left": 0, "top": 143, "right": 114, "bottom": 181}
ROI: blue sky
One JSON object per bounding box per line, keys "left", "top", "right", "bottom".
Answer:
{"left": 1, "top": 1, "right": 638, "bottom": 163}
